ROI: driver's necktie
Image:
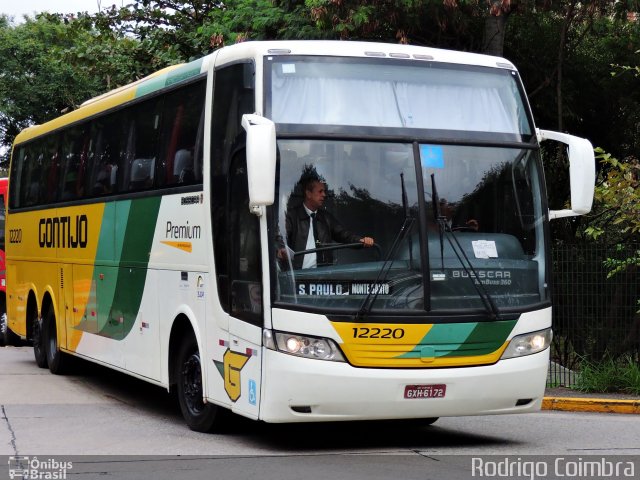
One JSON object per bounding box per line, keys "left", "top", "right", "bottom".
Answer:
{"left": 310, "top": 212, "right": 319, "bottom": 246}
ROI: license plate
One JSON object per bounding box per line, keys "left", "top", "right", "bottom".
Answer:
{"left": 404, "top": 384, "right": 446, "bottom": 399}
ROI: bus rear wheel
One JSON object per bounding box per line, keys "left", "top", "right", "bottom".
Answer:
{"left": 32, "top": 313, "right": 47, "bottom": 368}
{"left": 176, "top": 335, "right": 223, "bottom": 433}
{"left": 43, "top": 308, "right": 67, "bottom": 374}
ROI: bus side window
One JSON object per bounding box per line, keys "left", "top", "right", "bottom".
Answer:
{"left": 89, "top": 111, "right": 127, "bottom": 197}
{"left": 42, "top": 136, "right": 61, "bottom": 204}
{"left": 229, "top": 152, "right": 262, "bottom": 325}
{"left": 122, "top": 97, "right": 162, "bottom": 193}
{"left": 60, "top": 125, "right": 89, "bottom": 201}
{"left": 21, "top": 143, "right": 44, "bottom": 207}
{"left": 211, "top": 62, "right": 255, "bottom": 315}
{"left": 157, "top": 80, "right": 206, "bottom": 188}
{"left": 9, "top": 147, "right": 26, "bottom": 209}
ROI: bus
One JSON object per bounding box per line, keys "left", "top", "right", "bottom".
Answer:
{"left": 6, "top": 41, "right": 595, "bottom": 431}
{"left": 0, "top": 177, "right": 9, "bottom": 345}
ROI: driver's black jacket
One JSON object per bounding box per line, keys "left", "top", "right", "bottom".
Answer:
{"left": 285, "top": 205, "right": 361, "bottom": 269}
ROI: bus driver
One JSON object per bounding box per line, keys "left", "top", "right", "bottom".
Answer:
{"left": 280, "top": 169, "right": 375, "bottom": 269}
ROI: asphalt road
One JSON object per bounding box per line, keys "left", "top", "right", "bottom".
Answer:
{"left": 1, "top": 346, "right": 639, "bottom": 480}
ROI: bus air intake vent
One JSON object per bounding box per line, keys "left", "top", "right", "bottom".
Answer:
{"left": 290, "top": 405, "right": 312, "bottom": 414}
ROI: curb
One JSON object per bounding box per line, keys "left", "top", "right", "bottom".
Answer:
{"left": 542, "top": 396, "right": 640, "bottom": 414}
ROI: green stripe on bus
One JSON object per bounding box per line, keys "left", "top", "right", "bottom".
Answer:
{"left": 136, "top": 58, "right": 204, "bottom": 98}
{"left": 443, "top": 319, "right": 517, "bottom": 357}
{"left": 92, "top": 197, "right": 161, "bottom": 340}
{"left": 396, "top": 319, "right": 517, "bottom": 359}
{"left": 166, "top": 59, "right": 204, "bottom": 87}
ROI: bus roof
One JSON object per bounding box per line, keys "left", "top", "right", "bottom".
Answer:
{"left": 213, "top": 40, "right": 515, "bottom": 71}
{"left": 12, "top": 40, "right": 515, "bottom": 146}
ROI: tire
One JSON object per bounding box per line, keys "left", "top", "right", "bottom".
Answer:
{"left": 0, "top": 296, "right": 6, "bottom": 346}
{"left": 32, "top": 312, "right": 47, "bottom": 368}
{"left": 176, "top": 335, "right": 224, "bottom": 432}
{"left": 43, "top": 307, "right": 68, "bottom": 375}
{"left": 0, "top": 301, "right": 7, "bottom": 346}
{"left": 0, "top": 297, "right": 19, "bottom": 346}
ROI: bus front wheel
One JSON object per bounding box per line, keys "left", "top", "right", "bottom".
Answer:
{"left": 176, "top": 335, "right": 223, "bottom": 433}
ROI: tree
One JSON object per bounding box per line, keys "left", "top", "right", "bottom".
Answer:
{"left": 582, "top": 150, "right": 640, "bottom": 356}
{"left": 585, "top": 150, "right": 640, "bottom": 246}
{"left": 91, "top": 0, "right": 227, "bottom": 60}
{"left": 0, "top": 15, "right": 103, "bottom": 164}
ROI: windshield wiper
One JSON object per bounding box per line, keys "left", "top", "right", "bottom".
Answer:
{"left": 401, "top": 172, "right": 414, "bottom": 266}
{"left": 430, "top": 173, "right": 501, "bottom": 320}
{"left": 356, "top": 173, "right": 415, "bottom": 320}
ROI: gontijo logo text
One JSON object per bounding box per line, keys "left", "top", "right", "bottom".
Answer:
{"left": 38, "top": 215, "right": 88, "bottom": 248}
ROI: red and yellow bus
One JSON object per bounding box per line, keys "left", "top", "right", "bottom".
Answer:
{"left": 0, "top": 177, "right": 11, "bottom": 345}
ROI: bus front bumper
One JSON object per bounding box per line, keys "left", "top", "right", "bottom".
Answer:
{"left": 259, "top": 348, "right": 549, "bottom": 423}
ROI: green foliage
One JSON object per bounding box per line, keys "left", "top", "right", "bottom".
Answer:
{"left": 0, "top": 14, "right": 105, "bottom": 163}
{"left": 199, "top": 0, "right": 317, "bottom": 47}
{"left": 94, "top": 1, "right": 226, "bottom": 61}
{"left": 585, "top": 148, "right": 640, "bottom": 244}
{"left": 582, "top": 150, "right": 640, "bottom": 313}
{"left": 603, "top": 245, "right": 640, "bottom": 279}
{"left": 575, "top": 355, "right": 640, "bottom": 395}
{"left": 300, "top": 0, "right": 486, "bottom": 49}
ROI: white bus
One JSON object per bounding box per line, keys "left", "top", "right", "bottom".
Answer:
{"left": 7, "top": 41, "right": 595, "bottom": 431}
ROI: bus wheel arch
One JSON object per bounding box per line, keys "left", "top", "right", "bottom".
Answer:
{"left": 169, "top": 315, "right": 224, "bottom": 432}
{"left": 41, "top": 293, "right": 67, "bottom": 374}
{"left": 168, "top": 314, "right": 196, "bottom": 390}
{"left": 27, "top": 291, "right": 47, "bottom": 368}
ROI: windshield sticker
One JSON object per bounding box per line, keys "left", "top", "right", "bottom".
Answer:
{"left": 282, "top": 63, "right": 296, "bottom": 74}
{"left": 420, "top": 145, "right": 444, "bottom": 169}
{"left": 297, "top": 282, "right": 391, "bottom": 296}
{"left": 472, "top": 240, "right": 498, "bottom": 259}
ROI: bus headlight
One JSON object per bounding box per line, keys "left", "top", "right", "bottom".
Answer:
{"left": 268, "top": 330, "right": 345, "bottom": 362}
{"left": 501, "top": 328, "right": 553, "bottom": 359}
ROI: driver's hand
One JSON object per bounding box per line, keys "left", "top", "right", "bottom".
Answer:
{"left": 360, "top": 237, "right": 375, "bottom": 247}
{"left": 466, "top": 219, "right": 479, "bottom": 231}
{"left": 277, "top": 247, "right": 289, "bottom": 260}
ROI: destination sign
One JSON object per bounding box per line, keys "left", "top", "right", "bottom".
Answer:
{"left": 297, "top": 282, "right": 391, "bottom": 296}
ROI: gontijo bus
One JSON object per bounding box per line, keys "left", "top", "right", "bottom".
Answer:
{"left": 6, "top": 41, "right": 595, "bottom": 431}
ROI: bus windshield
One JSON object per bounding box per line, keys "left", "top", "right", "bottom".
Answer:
{"left": 267, "top": 56, "right": 547, "bottom": 315}
{"left": 270, "top": 140, "right": 548, "bottom": 314}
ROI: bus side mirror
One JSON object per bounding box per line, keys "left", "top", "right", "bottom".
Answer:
{"left": 537, "top": 129, "right": 595, "bottom": 220}
{"left": 242, "top": 114, "right": 276, "bottom": 214}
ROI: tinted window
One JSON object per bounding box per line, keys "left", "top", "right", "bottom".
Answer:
{"left": 59, "top": 125, "right": 90, "bottom": 201}
{"left": 10, "top": 78, "right": 206, "bottom": 208}
{"left": 211, "top": 63, "right": 255, "bottom": 314}
{"left": 122, "top": 97, "right": 162, "bottom": 192}
{"left": 157, "top": 81, "right": 206, "bottom": 187}
{"left": 88, "top": 111, "right": 128, "bottom": 197}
